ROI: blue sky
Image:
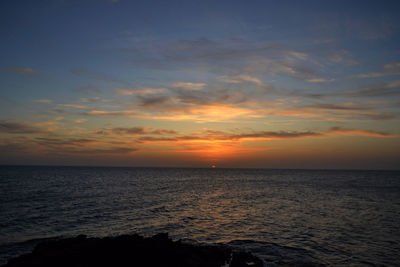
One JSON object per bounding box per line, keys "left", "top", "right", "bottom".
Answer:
{"left": 1, "top": 0, "right": 399, "bottom": 168}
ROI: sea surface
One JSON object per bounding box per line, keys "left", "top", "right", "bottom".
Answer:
{"left": 0, "top": 166, "right": 399, "bottom": 266}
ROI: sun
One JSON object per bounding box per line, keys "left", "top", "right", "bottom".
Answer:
{"left": 211, "top": 164, "right": 216, "bottom": 168}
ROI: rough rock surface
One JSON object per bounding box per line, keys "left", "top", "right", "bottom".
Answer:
{"left": 3, "top": 233, "right": 263, "bottom": 267}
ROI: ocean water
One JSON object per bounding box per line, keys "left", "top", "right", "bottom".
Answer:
{"left": 0, "top": 166, "right": 399, "bottom": 266}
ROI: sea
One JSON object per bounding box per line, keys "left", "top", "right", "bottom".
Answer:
{"left": 0, "top": 166, "right": 399, "bottom": 266}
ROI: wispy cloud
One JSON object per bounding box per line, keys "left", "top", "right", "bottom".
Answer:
{"left": 6, "top": 66, "right": 36, "bottom": 76}
{"left": 34, "top": 99, "right": 52, "bottom": 104}
{"left": 74, "top": 119, "right": 87, "bottom": 124}
{"left": 354, "top": 62, "right": 400, "bottom": 79}
{"left": 116, "top": 88, "right": 166, "bottom": 96}
{"left": 342, "top": 80, "right": 400, "bottom": 97}
{"left": 81, "top": 110, "right": 138, "bottom": 117}
{"left": 121, "top": 37, "right": 324, "bottom": 81}
{"left": 269, "top": 103, "right": 396, "bottom": 121}
{"left": 223, "top": 75, "right": 265, "bottom": 86}
{"left": 134, "top": 128, "right": 324, "bottom": 143}
{"left": 172, "top": 82, "right": 206, "bottom": 91}
{"left": 106, "top": 127, "right": 177, "bottom": 135}
{"left": 328, "top": 126, "right": 396, "bottom": 137}
{"left": 305, "top": 78, "right": 335, "bottom": 83}
{"left": 59, "top": 104, "right": 89, "bottom": 109}
{"left": 0, "top": 121, "right": 48, "bottom": 134}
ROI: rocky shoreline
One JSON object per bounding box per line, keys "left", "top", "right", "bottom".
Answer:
{"left": 2, "top": 233, "right": 264, "bottom": 267}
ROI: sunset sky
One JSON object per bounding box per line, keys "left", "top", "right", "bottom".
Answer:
{"left": 1, "top": 0, "right": 399, "bottom": 169}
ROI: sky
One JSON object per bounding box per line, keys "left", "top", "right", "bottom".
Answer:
{"left": 0, "top": 0, "right": 400, "bottom": 169}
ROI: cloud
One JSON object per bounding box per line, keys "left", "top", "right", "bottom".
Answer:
{"left": 172, "top": 82, "right": 206, "bottom": 90}
{"left": 343, "top": 80, "right": 400, "bottom": 97}
{"left": 229, "top": 131, "right": 323, "bottom": 140}
{"left": 137, "top": 129, "right": 324, "bottom": 143}
{"left": 6, "top": 67, "right": 36, "bottom": 76}
{"left": 59, "top": 104, "right": 89, "bottom": 109}
{"left": 74, "top": 85, "right": 102, "bottom": 95}
{"left": 137, "top": 95, "right": 175, "bottom": 109}
{"left": 75, "top": 147, "right": 137, "bottom": 154}
{"left": 35, "top": 137, "right": 95, "bottom": 146}
{"left": 108, "top": 127, "right": 177, "bottom": 135}
{"left": 226, "top": 75, "right": 264, "bottom": 86}
{"left": 121, "top": 37, "right": 323, "bottom": 81}
{"left": 50, "top": 146, "right": 138, "bottom": 155}
{"left": 34, "top": 99, "right": 52, "bottom": 104}
{"left": 354, "top": 62, "right": 400, "bottom": 79}
{"left": 76, "top": 97, "right": 102, "bottom": 103}
{"left": 74, "top": 119, "right": 87, "bottom": 124}
{"left": 287, "top": 51, "right": 308, "bottom": 60}
{"left": 269, "top": 103, "right": 396, "bottom": 121}
{"left": 116, "top": 88, "right": 166, "bottom": 96}
{"left": 328, "top": 126, "right": 396, "bottom": 137}
{"left": 80, "top": 110, "right": 138, "bottom": 118}
{"left": 305, "top": 78, "right": 335, "bottom": 83}
{"left": 329, "top": 50, "right": 358, "bottom": 65}
{"left": 0, "top": 121, "right": 47, "bottom": 134}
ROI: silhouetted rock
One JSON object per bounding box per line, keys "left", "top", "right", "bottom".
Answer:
{"left": 3, "top": 233, "right": 263, "bottom": 267}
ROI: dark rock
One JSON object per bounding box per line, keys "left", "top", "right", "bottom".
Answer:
{"left": 2, "top": 233, "right": 264, "bottom": 267}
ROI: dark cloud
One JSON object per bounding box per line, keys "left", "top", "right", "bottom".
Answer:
{"left": 79, "top": 110, "right": 138, "bottom": 117}
{"left": 0, "top": 121, "right": 45, "bottom": 134}
{"left": 66, "top": 147, "right": 138, "bottom": 154}
{"left": 342, "top": 80, "right": 400, "bottom": 98}
{"left": 230, "top": 131, "right": 323, "bottom": 140}
{"left": 137, "top": 130, "right": 323, "bottom": 143}
{"left": 0, "top": 142, "right": 27, "bottom": 153}
{"left": 328, "top": 126, "right": 396, "bottom": 137}
{"left": 110, "top": 127, "right": 177, "bottom": 135}
{"left": 299, "top": 80, "right": 400, "bottom": 99}
{"left": 302, "top": 104, "right": 369, "bottom": 111}
{"left": 138, "top": 96, "right": 173, "bottom": 108}
{"left": 35, "top": 137, "right": 95, "bottom": 146}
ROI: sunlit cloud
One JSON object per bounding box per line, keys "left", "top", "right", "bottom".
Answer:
{"left": 116, "top": 88, "right": 166, "bottom": 96}
{"left": 147, "top": 104, "right": 261, "bottom": 122}
{"left": 305, "top": 78, "right": 335, "bottom": 83}
{"left": 74, "top": 119, "right": 88, "bottom": 124}
{"left": 287, "top": 51, "right": 308, "bottom": 60}
{"left": 59, "top": 104, "right": 89, "bottom": 109}
{"left": 233, "top": 75, "right": 264, "bottom": 86}
{"left": 172, "top": 82, "right": 207, "bottom": 90}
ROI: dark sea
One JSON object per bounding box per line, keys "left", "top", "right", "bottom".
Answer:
{"left": 0, "top": 166, "right": 399, "bottom": 266}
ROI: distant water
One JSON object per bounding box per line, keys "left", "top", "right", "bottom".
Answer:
{"left": 1, "top": 166, "right": 400, "bottom": 266}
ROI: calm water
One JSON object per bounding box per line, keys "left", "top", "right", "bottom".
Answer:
{"left": 0, "top": 166, "right": 399, "bottom": 266}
